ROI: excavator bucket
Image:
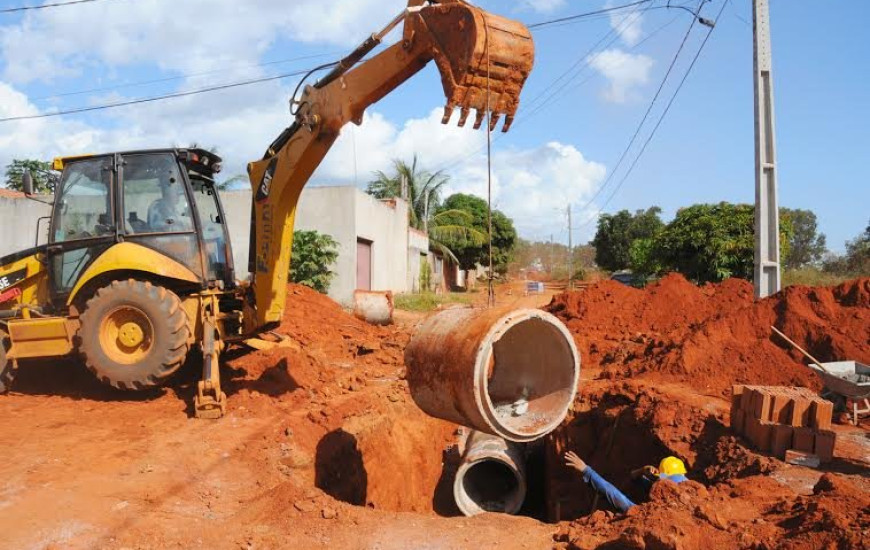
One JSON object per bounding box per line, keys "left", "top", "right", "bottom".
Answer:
{"left": 408, "top": 0, "right": 535, "bottom": 132}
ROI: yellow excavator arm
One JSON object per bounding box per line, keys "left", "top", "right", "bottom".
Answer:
{"left": 245, "top": 0, "right": 534, "bottom": 330}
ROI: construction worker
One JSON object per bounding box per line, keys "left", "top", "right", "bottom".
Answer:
{"left": 563, "top": 451, "right": 688, "bottom": 513}
{"left": 148, "top": 176, "right": 191, "bottom": 232}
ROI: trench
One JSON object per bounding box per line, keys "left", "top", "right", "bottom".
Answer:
{"left": 312, "top": 385, "right": 721, "bottom": 522}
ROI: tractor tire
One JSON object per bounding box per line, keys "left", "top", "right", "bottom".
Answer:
{"left": 79, "top": 279, "right": 190, "bottom": 390}
{"left": 0, "top": 330, "right": 13, "bottom": 393}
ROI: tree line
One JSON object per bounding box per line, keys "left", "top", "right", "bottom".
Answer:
{"left": 590, "top": 203, "right": 867, "bottom": 284}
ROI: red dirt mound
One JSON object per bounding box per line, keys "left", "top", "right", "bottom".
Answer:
{"left": 226, "top": 284, "right": 408, "bottom": 402}
{"left": 554, "top": 473, "right": 867, "bottom": 549}
{"left": 546, "top": 274, "right": 870, "bottom": 395}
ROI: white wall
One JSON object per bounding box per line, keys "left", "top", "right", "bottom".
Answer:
{"left": 219, "top": 187, "right": 423, "bottom": 307}
{"left": 0, "top": 193, "right": 53, "bottom": 259}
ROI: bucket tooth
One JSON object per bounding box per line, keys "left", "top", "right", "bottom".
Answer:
{"left": 502, "top": 115, "right": 515, "bottom": 133}
{"left": 472, "top": 110, "right": 485, "bottom": 130}
{"left": 489, "top": 113, "right": 502, "bottom": 132}
{"left": 457, "top": 107, "right": 471, "bottom": 128}
{"left": 442, "top": 104, "right": 455, "bottom": 125}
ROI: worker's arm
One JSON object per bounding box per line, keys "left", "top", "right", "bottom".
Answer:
{"left": 242, "top": 0, "right": 533, "bottom": 332}
{"left": 564, "top": 451, "right": 635, "bottom": 513}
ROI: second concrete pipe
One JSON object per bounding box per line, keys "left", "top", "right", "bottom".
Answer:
{"left": 405, "top": 307, "right": 580, "bottom": 443}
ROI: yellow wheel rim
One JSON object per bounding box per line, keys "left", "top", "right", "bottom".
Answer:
{"left": 100, "top": 306, "right": 154, "bottom": 364}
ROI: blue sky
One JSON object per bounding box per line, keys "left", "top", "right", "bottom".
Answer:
{"left": 0, "top": 0, "right": 866, "bottom": 251}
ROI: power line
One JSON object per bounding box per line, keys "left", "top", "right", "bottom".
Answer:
{"left": 570, "top": 2, "right": 702, "bottom": 218}
{"left": 30, "top": 52, "right": 339, "bottom": 102}
{"left": 583, "top": 0, "right": 730, "bottom": 225}
{"left": 528, "top": 0, "right": 654, "bottom": 29}
{"left": 429, "top": 1, "right": 673, "bottom": 175}
{"left": 0, "top": 68, "right": 330, "bottom": 123}
{"left": 0, "top": 0, "right": 114, "bottom": 14}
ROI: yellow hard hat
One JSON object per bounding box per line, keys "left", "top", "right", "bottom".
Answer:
{"left": 658, "top": 456, "right": 687, "bottom": 476}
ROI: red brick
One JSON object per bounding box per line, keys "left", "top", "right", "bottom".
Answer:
{"left": 810, "top": 399, "right": 833, "bottom": 431}
{"left": 770, "top": 424, "right": 794, "bottom": 459}
{"left": 769, "top": 392, "right": 792, "bottom": 424}
{"left": 751, "top": 389, "right": 772, "bottom": 421}
{"left": 731, "top": 385, "right": 746, "bottom": 415}
{"left": 730, "top": 408, "right": 746, "bottom": 435}
{"left": 740, "top": 386, "right": 756, "bottom": 414}
{"left": 814, "top": 430, "right": 836, "bottom": 463}
{"left": 746, "top": 418, "right": 773, "bottom": 452}
{"left": 788, "top": 397, "right": 812, "bottom": 427}
{"left": 792, "top": 427, "right": 815, "bottom": 453}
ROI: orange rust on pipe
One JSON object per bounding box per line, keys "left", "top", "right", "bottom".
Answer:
{"left": 404, "top": 307, "right": 580, "bottom": 442}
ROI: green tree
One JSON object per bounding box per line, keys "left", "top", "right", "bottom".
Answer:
{"left": 435, "top": 193, "right": 517, "bottom": 274}
{"left": 367, "top": 156, "right": 447, "bottom": 231}
{"left": 216, "top": 174, "right": 247, "bottom": 191}
{"left": 592, "top": 207, "right": 664, "bottom": 272}
{"left": 653, "top": 202, "right": 792, "bottom": 283}
{"left": 628, "top": 238, "right": 662, "bottom": 279}
{"left": 4, "top": 159, "right": 60, "bottom": 193}
{"left": 289, "top": 230, "right": 339, "bottom": 293}
{"left": 824, "top": 219, "right": 870, "bottom": 276}
{"left": 781, "top": 208, "right": 827, "bottom": 268}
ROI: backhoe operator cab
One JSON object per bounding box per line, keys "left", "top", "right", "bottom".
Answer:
{"left": 0, "top": 149, "right": 237, "bottom": 414}
{"left": 48, "top": 149, "right": 233, "bottom": 296}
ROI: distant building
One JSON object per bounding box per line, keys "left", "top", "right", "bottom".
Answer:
{"left": 220, "top": 186, "right": 437, "bottom": 306}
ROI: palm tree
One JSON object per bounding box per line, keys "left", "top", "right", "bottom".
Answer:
{"left": 367, "top": 156, "right": 484, "bottom": 263}
{"left": 367, "top": 156, "right": 446, "bottom": 231}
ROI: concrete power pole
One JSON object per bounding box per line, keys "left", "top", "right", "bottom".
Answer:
{"left": 753, "top": 0, "right": 781, "bottom": 298}
{"left": 567, "top": 204, "right": 573, "bottom": 289}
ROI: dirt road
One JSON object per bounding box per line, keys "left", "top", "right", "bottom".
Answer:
{"left": 0, "top": 278, "right": 866, "bottom": 549}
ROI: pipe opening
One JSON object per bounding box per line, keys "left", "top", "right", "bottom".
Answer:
{"left": 455, "top": 457, "right": 526, "bottom": 516}
{"left": 486, "top": 317, "right": 577, "bottom": 439}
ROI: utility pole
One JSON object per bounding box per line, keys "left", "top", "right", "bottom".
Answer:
{"left": 753, "top": 0, "right": 781, "bottom": 298}
{"left": 567, "top": 204, "right": 573, "bottom": 289}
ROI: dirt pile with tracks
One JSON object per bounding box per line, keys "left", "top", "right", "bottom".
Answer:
{"left": 546, "top": 274, "right": 870, "bottom": 395}
{"left": 1, "top": 280, "right": 867, "bottom": 549}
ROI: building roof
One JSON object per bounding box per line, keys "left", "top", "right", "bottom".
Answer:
{"left": 0, "top": 188, "right": 25, "bottom": 199}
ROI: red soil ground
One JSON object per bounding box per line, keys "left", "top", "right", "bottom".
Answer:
{"left": 546, "top": 274, "right": 869, "bottom": 396}
{"left": 0, "top": 278, "right": 866, "bottom": 549}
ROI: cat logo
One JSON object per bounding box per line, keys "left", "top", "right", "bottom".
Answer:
{"left": 255, "top": 157, "right": 279, "bottom": 203}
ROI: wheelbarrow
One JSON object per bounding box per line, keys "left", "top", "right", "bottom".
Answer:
{"left": 807, "top": 361, "right": 870, "bottom": 426}
{"left": 772, "top": 326, "right": 870, "bottom": 425}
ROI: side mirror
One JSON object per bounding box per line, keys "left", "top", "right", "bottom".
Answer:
{"left": 22, "top": 170, "right": 34, "bottom": 196}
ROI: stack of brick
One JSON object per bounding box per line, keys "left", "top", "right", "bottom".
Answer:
{"left": 730, "top": 385, "right": 835, "bottom": 463}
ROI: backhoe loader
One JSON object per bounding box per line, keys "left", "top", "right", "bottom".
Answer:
{"left": 0, "top": 0, "right": 534, "bottom": 418}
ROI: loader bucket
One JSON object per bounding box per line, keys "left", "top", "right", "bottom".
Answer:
{"left": 408, "top": 0, "right": 535, "bottom": 132}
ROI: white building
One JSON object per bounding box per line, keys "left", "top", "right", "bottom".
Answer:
{"left": 220, "top": 187, "right": 434, "bottom": 306}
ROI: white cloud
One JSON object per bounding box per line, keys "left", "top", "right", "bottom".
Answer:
{"left": 607, "top": 0, "right": 646, "bottom": 46}
{"left": 449, "top": 142, "right": 607, "bottom": 240}
{"left": 588, "top": 49, "right": 654, "bottom": 103}
{"left": 0, "top": 84, "right": 606, "bottom": 241}
{"left": 0, "top": 0, "right": 405, "bottom": 84}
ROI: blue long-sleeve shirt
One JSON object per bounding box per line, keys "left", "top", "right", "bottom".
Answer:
{"left": 581, "top": 467, "right": 688, "bottom": 513}
{"left": 582, "top": 466, "right": 636, "bottom": 513}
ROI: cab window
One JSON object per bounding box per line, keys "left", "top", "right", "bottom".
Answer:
{"left": 191, "top": 178, "right": 230, "bottom": 281}
{"left": 122, "top": 154, "right": 192, "bottom": 234}
{"left": 52, "top": 158, "right": 112, "bottom": 243}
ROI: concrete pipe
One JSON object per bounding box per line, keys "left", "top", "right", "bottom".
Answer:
{"left": 353, "top": 290, "right": 394, "bottom": 325}
{"left": 454, "top": 431, "right": 526, "bottom": 516}
{"left": 405, "top": 307, "right": 579, "bottom": 442}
